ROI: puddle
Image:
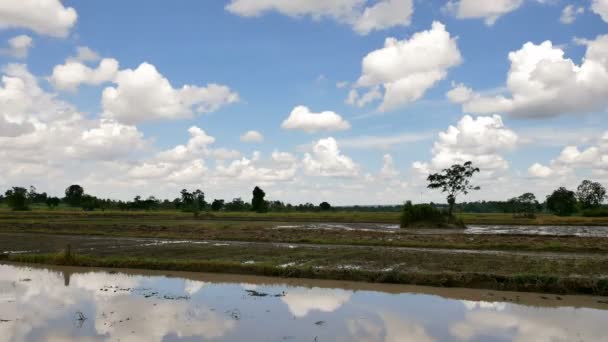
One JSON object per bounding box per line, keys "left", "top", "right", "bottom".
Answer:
{"left": 466, "top": 225, "right": 608, "bottom": 237}
{"left": 1, "top": 263, "right": 607, "bottom": 341}
{"left": 274, "top": 222, "right": 400, "bottom": 233}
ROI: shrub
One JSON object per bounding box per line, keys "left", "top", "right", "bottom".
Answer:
{"left": 400, "top": 201, "right": 444, "bottom": 228}
{"left": 582, "top": 208, "right": 608, "bottom": 217}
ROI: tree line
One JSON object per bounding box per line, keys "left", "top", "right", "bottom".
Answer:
{"left": 0, "top": 184, "right": 334, "bottom": 214}
{"left": 1, "top": 162, "right": 606, "bottom": 217}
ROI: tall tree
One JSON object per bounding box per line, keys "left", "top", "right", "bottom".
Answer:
{"left": 576, "top": 180, "right": 606, "bottom": 209}
{"left": 510, "top": 192, "right": 539, "bottom": 218}
{"left": 65, "top": 184, "right": 84, "bottom": 207}
{"left": 251, "top": 186, "right": 267, "bottom": 213}
{"left": 5, "top": 187, "right": 29, "bottom": 211}
{"left": 546, "top": 187, "right": 577, "bottom": 216}
{"left": 427, "top": 161, "right": 480, "bottom": 217}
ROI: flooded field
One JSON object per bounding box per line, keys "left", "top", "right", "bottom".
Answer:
{"left": 275, "top": 222, "right": 608, "bottom": 237}
{"left": 466, "top": 225, "right": 608, "bottom": 237}
{"left": 1, "top": 263, "right": 607, "bottom": 341}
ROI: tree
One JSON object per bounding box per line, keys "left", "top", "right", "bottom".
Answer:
{"left": 427, "top": 161, "right": 480, "bottom": 217}
{"left": 46, "top": 197, "right": 61, "bottom": 209}
{"left": 211, "top": 199, "right": 225, "bottom": 211}
{"left": 65, "top": 185, "right": 84, "bottom": 207}
{"left": 510, "top": 192, "right": 539, "bottom": 218}
{"left": 179, "top": 189, "right": 206, "bottom": 216}
{"left": 319, "top": 202, "right": 331, "bottom": 211}
{"left": 546, "top": 187, "right": 577, "bottom": 216}
{"left": 576, "top": 180, "right": 606, "bottom": 209}
{"left": 225, "top": 197, "right": 249, "bottom": 211}
{"left": 80, "top": 194, "right": 99, "bottom": 211}
{"left": 5, "top": 187, "right": 29, "bottom": 211}
{"left": 251, "top": 186, "right": 267, "bottom": 213}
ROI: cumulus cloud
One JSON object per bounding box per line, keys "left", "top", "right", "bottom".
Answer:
{"left": 102, "top": 63, "right": 239, "bottom": 124}
{"left": 1, "top": 35, "right": 33, "bottom": 59}
{"left": 560, "top": 5, "right": 584, "bottom": 24}
{"left": 281, "top": 105, "right": 350, "bottom": 133}
{"left": 352, "top": 21, "right": 462, "bottom": 111}
{"left": 226, "top": 0, "right": 413, "bottom": 35}
{"left": 303, "top": 137, "right": 359, "bottom": 177}
{"left": 0, "top": 114, "right": 35, "bottom": 137}
{"left": 443, "top": 0, "right": 524, "bottom": 25}
{"left": 413, "top": 115, "right": 518, "bottom": 177}
{"left": 592, "top": 0, "right": 608, "bottom": 22}
{"left": 338, "top": 131, "right": 433, "bottom": 149}
{"left": 379, "top": 154, "right": 399, "bottom": 178}
{"left": 0, "top": 0, "right": 77, "bottom": 37}
{"left": 528, "top": 162, "right": 553, "bottom": 178}
{"left": 50, "top": 57, "right": 119, "bottom": 91}
{"left": 240, "top": 130, "right": 264, "bottom": 143}
{"left": 450, "top": 34, "right": 608, "bottom": 118}
{"left": 215, "top": 151, "right": 297, "bottom": 182}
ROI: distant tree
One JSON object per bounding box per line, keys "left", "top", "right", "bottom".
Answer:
{"left": 80, "top": 194, "right": 99, "bottom": 211}
{"left": 546, "top": 187, "right": 577, "bottom": 216}
{"left": 45, "top": 196, "right": 61, "bottom": 209}
{"left": 576, "top": 180, "right": 606, "bottom": 209}
{"left": 510, "top": 193, "right": 539, "bottom": 218}
{"left": 5, "top": 187, "right": 29, "bottom": 211}
{"left": 65, "top": 185, "right": 84, "bottom": 207}
{"left": 225, "top": 197, "right": 249, "bottom": 211}
{"left": 319, "top": 202, "right": 331, "bottom": 211}
{"left": 211, "top": 199, "right": 225, "bottom": 211}
{"left": 427, "top": 161, "right": 480, "bottom": 217}
{"left": 251, "top": 186, "right": 267, "bottom": 213}
{"left": 179, "top": 189, "right": 206, "bottom": 216}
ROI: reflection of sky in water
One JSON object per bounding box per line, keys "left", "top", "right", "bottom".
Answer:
{"left": 1, "top": 264, "right": 607, "bottom": 341}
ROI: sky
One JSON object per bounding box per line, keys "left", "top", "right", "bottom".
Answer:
{"left": 0, "top": 0, "right": 607, "bottom": 205}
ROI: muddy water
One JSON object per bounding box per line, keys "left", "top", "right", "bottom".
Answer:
{"left": 275, "top": 222, "right": 608, "bottom": 237}
{"left": 1, "top": 264, "right": 608, "bottom": 341}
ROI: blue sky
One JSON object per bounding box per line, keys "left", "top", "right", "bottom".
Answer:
{"left": 0, "top": 0, "right": 607, "bottom": 204}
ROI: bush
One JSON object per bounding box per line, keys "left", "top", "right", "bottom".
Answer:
{"left": 401, "top": 201, "right": 443, "bottom": 227}
{"left": 582, "top": 208, "right": 608, "bottom": 217}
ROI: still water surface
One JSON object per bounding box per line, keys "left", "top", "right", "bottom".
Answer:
{"left": 1, "top": 263, "right": 608, "bottom": 342}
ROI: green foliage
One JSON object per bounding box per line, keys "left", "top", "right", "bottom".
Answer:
{"left": 509, "top": 192, "right": 539, "bottom": 218}
{"left": 427, "top": 161, "right": 480, "bottom": 216}
{"left": 211, "top": 199, "right": 225, "bottom": 211}
{"left": 179, "top": 189, "right": 206, "bottom": 216}
{"left": 5, "top": 187, "right": 30, "bottom": 211}
{"left": 399, "top": 201, "right": 461, "bottom": 228}
{"left": 581, "top": 208, "right": 608, "bottom": 217}
{"left": 45, "top": 196, "right": 61, "bottom": 209}
{"left": 319, "top": 202, "right": 331, "bottom": 211}
{"left": 65, "top": 185, "right": 84, "bottom": 207}
{"left": 224, "top": 197, "right": 250, "bottom": 211}
{"left": 251, "top": 186, "right": 268, "bottom": 213}
{"left": 546, "top": 187, "right": 577, "bottom": 216}
{"left": 576, "top": 180, "right": 606, "bottom": 209}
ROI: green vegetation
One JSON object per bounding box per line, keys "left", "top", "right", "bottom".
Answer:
{"left": 400, "top": 201, "right": 464, "bottom": 228}
{"left": 427, "top": 161, "right": 480, "bottom": 217}
{"left": 547, "top": 187, "right": 578, "bottom": 216}
{"left": 5, "top": 243, "right": 608, "bottom": 296}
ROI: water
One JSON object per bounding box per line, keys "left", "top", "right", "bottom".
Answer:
{"left": 275, "top": 222, "right": 608, "bottom": 237}
{"left": 466, "top": 225, "right": 608, "bottom": 237}
{"left": 1, "top": 264, "right": 607, "bottom": 341}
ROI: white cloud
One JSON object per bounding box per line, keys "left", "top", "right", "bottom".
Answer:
{"left": 303, "top": 137, "right": 359, "bottom": 177}
{"left": 215, "top": 152, "right": 297, "bottom": 182}
{"left": 226, "top": 0, "right": 413, "bottom": 35}
{"left": 443, "top": 0, "right": 524, "bottom": 25}
{"left": 102, "top": 63, "right": 239, "bottom": 124}
{"left": 0, "top": 0, "right": 77, "bottom": 37}
{"left": 446, "top": 82, "right": 473, "bottom": 103}
{"left": 592, "top": 0, "right": 608, "bottom": 22}
{"left": 1, "top": 35, "right": 33, "bottom": 59}
{"left": 281, "top": 288, "right": 352, "bottom": 317}
{"left": 528, "top": 163, "right": 553, "bottom": 178}
{"left": 281, "top": 105, "right": 350, "bottom": 133}
{"left": 353, "top": 21, "right": 462, "bottom": 111}
{"left": 560, "top": 5, "right": 584, "bottom": 24}
{"left": 240, "top": 130, "right": 264, "bottom": 143}
{"left": 413, "top": 115, "right": 518, "bottom": 177}
{"left": 0, "top": 114, "right": 34, "bottom": 137}
{"left": 69, "top": 46, "right": 100, "bottom": 63}
{"left": 451, "top": 34, "right": 608, "bottom": 118}
{"left": 379, "top": 154, "right": 399, "bottom": 178}
{"left": 50, "top": 58, "right": 119, "bottom": 91}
